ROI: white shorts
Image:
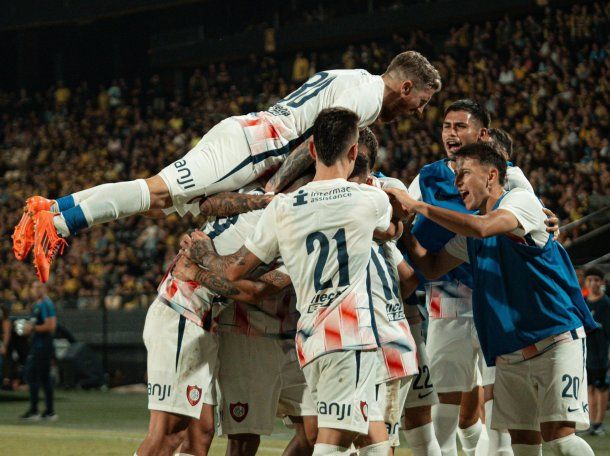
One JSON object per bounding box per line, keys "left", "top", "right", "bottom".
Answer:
{"left": 217, "top": 332, "right": 316, "bottom": 436}
{"left": 143, "top": 300, "right": 218, "bottom": 419}
{"left": 493, "top": 338, "right": 589, "bottom": 432}
{"left": 373, "top": 377, "right": 412, "bottom": 447}
{"left": 304, "top": 350, "right": 377, "bottom": 435}
{"left": 159, "top": 117, "right": 262, "bottom": 217}
{"left": 427, "top": 317, "right": 495, "bottom": 392}
{"left": 404, "top": 322, "right": 439, "bottom": 409}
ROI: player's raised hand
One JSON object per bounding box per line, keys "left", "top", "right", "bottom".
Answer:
{"left": 385, "top": 187, "right": 417, "bottom": 220}
{"left": 184, "top": 230, "right": 215, "bottom": 265}
{"left": 179, "top": 233, "right": 192, "bottom": 251}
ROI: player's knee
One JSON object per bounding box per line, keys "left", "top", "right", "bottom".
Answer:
{"left": 403, "top": 406, "right": 432, "bottom": 429}
{"left": 539, "top": 421, "right": 575, "bottom": 442}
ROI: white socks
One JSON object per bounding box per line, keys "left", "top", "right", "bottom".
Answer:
{"left": 476, "top": 400, "right": 513, "bottom": 455}
{"left": 511, "top": 444, "right": 542, "bottom": 456}
{"left": 457, "top": 420, "right": 482, "bottom": 456}
{"left": 312, "top": 443, "right": 352, "bottom": 455}
{"left": 403, "top": 422, "right": 442, "bottom": 456}
{"left": 358, "top": 441, "right": 390, "bottom": 455}
{"left": 547, "top": 434, "right": 594, "bottom": 456}
{"left": 432, "top": 403, "right": 459, "bottom": 456}
{"left": 54, "top": 179, "right": 151, "bottom": 236}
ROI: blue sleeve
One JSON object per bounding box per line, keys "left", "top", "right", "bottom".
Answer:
{"left": 42, "top": 298, "right": 57, "bottom": 320}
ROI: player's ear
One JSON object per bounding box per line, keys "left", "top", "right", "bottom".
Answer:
{"left": 308, "top": 141, "right": 317, "bottom": 161}
{"left": 488, "top": 167, "right": 498, "bottom": 188}
{"left": 479, "top": 128, "right": 489, "bottom": 142}
{"left": 347, "top": 142, "right": 359, "bottom": 162}
{"left": 401, "top": 80, "right": 413, "bottom": 97}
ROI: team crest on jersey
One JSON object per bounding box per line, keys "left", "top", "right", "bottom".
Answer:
{"left": 230, "top": 402, "right": 249, "bottom": 422}
{"left": 292, "top": 189, "right": 308, "bottom": 206}
{"left": 360, "top": 401, "right": 368, "bottom": 421}
{"left": 186, "top": 385, "right": 202, "bottom": 406}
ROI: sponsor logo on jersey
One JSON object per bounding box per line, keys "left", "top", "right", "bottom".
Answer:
{"left": 309, "top": 187, "right": 352, "bottom": 203}
{"left": 174, "top": 159, "right": 196, "bottom": 190}
{"left": 307, "top": 287, "right": 347, "bottom": 313}
{"left": 230, "top": 402, "right": 249, "bottom": 422}
{"left": 186, "top": 385, "right": 202, "bottom": 406}
{"left": 147, "top": 383, "right": 171, "bottom": 401}
{"left": 360, "top": 401, "right": 368, "bottom": 421}
{"left": 386, "top": 301, "right": 406, "bottom": 321}
{"left": 317, "top": 401, "right": 351, "bottom": 421}
{"left": 293, "top": 190, "right": 308, "bottom": 206}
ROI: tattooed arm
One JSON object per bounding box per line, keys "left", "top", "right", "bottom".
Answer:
{"left": 265, "top": 138, "right": 314, "bottom": 193}
{"left": 186, "top": 232, "right": 263, "bottom": 282}
{"left": 199, "top": 192, "right": 274, "bottom": 217}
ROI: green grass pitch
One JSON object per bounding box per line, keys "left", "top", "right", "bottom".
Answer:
{"left": 1, "top": 390, "right": 609, "bottom": 455}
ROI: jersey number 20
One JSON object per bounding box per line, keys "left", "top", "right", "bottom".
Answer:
{"left": 306, "top": 229, "right": 350, "bottom": 291}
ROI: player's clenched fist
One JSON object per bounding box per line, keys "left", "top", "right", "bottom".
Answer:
{"left": 183, "top": 230, "right": 215, "bottom": 266}
{"left": 385, "top": 187, "right": 417, "bottom": 220}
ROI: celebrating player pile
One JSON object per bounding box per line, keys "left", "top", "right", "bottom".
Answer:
{"left": 12, "top": 51, "right": 440, "bottom": 283}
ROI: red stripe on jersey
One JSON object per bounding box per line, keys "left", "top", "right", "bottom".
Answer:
{"left": 339, "top": 293, "right": 359, "bottom": 340}
{"left": 296, "top": 336, "right": 306, "bottom": 366}
{"left": 429, "top": 292, "right": 441, "bottom": 318}
{"left": 166, "top": 279, "right": 178, "bottom": 299}
{"left": 382, "top": 346, "right": 407, "bottom": 379}
{"left": 324, "top": 312, "right": 343, "bottom": 352}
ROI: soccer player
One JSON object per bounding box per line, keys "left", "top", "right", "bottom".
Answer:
{"left": 173, "top": 183, "right": 317, "bottom": 456}
{"left": 351, "top": 128, "right": 442, "bottom": 455}
{"left": 182, "top": 108, "right": 403, "bottom": 455}
{"left": 13, "top": 51, "right": 441, "bottom": 283}
{"left": 136, "top": 189, "right": 285, "bottom": 456}
{"left": 393, "top": 142, "right": 598, "bottom": 456}
{"left": 347, "top": 129, "right": 419, "bottom": 453}
{"left": 487, "top": 127, "right": 534, "bottom": 193}
{"left": 408, "top": 99, "right": 501, "bottom": 456}
{"left": 583, "top": 268, "right": 610, "bottom": 436}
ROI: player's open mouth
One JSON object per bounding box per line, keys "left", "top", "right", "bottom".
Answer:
{"left": 460, "top": 190, "right": 469, "bottom": 201}
{"left": 446, "top": 140, "right": 461, "bottom": 152}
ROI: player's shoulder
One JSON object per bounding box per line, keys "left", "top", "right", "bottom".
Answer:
{"left": 501, "top": 187, "right": 542, "bottom": 208}
{"left": 327, "top": 68, "right": 382, "bottom": 88}
{"left": 354, "top": 182, "right": 389, "bottom": 206}
{"left": 378, "top": 176, "right": 408, "bottom": 193}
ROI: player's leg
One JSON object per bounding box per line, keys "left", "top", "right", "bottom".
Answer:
{"left": 535, "top": 339, "right": 593, "bottom": 455}
{"left": 226, "top": 434, "right": 260, "bottom": 456}
{"left": 457, "top": 387, "right": 481, "bottom": 456}
{"left": 303, "top": 350, "right": 377, "bottom": 455}
{"left": 180, "top": 403, "right": 215, "bottom": 456}
{"left": 427, "top": 318, "right": 478, "bottom": 456}
{"left": 586, "top": 368, "right": 608, "bottom": 434}
{"left": 278, "top": 338, "right": 317, "bottom": 456}
{"left": 138, "top": 300, "right": 218, "bottom": 455}
{"left": 354, "top": 379, "right": 392, "bottom": 455}
{"left": 137, "top": 410, "right": 190, "bottom": 456}
{"left": 22, "top": 350, "right": 41, "bottom": 419}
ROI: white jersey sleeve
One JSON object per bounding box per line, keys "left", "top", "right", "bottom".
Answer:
{"left": 505, "top": 166, "right": 534, "bottom": 193}
{"left": 244, "top": 199, "right": 280, "bottom": 264}
{"left": 333, "top": 75, "right": 385, "bottom": 127}
{"left": 497, "top": 189, "right": 548, "bottom": 247}
{"left": 444, "top": 235, "right": 469, "bottom": 263}
{"left": 366, "top": 185, "right": 393, "bottom": 232}
{"left": 408, "top": 174, "right": 422, "bottom": 201}
{"left": 389, "top": 242, "right": 405, "bottom": 266}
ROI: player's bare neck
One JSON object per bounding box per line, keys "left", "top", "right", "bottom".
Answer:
{"left": 312, "top": 161, "right": 351, "bottom": 182}
{"left": 480, "top": 187, "right": 505, "bottom": 214}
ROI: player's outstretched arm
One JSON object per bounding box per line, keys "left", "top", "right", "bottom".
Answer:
{"left": 386, "top": 188, "right": 520, "bottom": 239}
{"left": 171, "top": 255, "right": 285, "bottom": 304}
{"left": 185, "top": 231, "right": 263, "bottom": 282}
{"left": 199, "top": 192, "right": 274, "bottom": 218}
{"left": 403, "top": 230, "right": 463, "bottom": 280}
{"left": 264, "top": 138, "right": 314, "bottom": 193}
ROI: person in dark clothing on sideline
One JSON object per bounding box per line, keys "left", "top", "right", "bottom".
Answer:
{"left": 585, "top": 268, "right": 610, "bottom": 436}
{"left": 20, "top": 281, "right": 58, "bottom": 421}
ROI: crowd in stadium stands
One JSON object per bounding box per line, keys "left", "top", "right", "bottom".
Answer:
{"left": 0, "top": 2, "right": 608, "bottom": 311}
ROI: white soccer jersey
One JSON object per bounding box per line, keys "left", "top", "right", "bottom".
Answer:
{"left": 370, "top": 241, "right": 418, "bottom": 383}
{"left": 245, "top": 179, "right": 392, "bottom": 367}
{"left": 158, "top": 183, "right": 297, "bottom": 333}
{"left": 234, "top": 69, "right": 384, "bottom": 161}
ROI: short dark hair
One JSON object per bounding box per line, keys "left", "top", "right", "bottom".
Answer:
{"left": 351, "top": 128, "right": 378, "bottom": 179}
{"left": 359, "top": 127, "right": 378, "bottom": 169}
{"left": 312, "top": 108, "right": 360, "bottom": 166}
{"left": 386, "top": 51, "right": 442, "bottom": 91}
{"left": 453, "top": 143, "right": 507, "bottom": 185}
{"left": 585, "top": 268, "right": 605, "bottom": 280}
{"left": 489, "top": 128, "right": 513, "bottom": 160}
{"left": 444, "top": 99, "right": 491, "bottom": 128}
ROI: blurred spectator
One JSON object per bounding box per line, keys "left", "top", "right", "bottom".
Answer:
{"left": 21, "top": 282, "right": 57, "bottom": 421}
{"left": 0, "top": 2, "right": 608, "bottom": 310}
{"left": 292, "top": 52, "right": 310, "bottom": 82}
{"left": 585, "top": 268, "right": 610, "bottom": 436}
